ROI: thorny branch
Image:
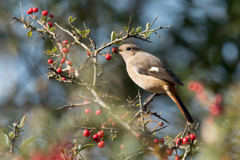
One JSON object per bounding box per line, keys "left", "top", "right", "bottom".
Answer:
{"left": 3, "top": 9, "right": 198, "bottom": 159}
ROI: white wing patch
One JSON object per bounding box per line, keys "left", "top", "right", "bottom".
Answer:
{"left": 133, "top": 66, "right": 140, "bottom": 74}
{"left": 148, "top": 67, "right": 159, "bottom": 72}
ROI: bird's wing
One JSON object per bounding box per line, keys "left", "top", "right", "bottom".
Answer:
{"left": 130, "top": 52, "right": 184, "bottom": 86}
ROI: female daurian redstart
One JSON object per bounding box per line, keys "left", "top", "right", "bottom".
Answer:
{"left": 118, "top": 44, "right": 194, "bottom": 124}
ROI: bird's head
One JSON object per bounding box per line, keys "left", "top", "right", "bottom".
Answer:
{"left": 117, "top": 44, "right": 142, "bottom": 61}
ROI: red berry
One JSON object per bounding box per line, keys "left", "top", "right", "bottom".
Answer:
{"left": 120, "top": 144, "right": 124, "bottom": 150}
{"left": 136, "top": 134, "right": 141, "bottom": 139}
{"left": 83, "top": 129, "right": 91, "bottom": 137}
{"left": 98, "top": 141, "right": 105, "bottom": 148}
{"left": 102, "top": 122, "right": 108, "bottom": 128}
{"left": 68, "top": 68, "right": 74, "bottom": 74}
{"left": 62, "top": 77, "right": 66, "bottom": 81}
{"left": 121, "top": 115, "right": 127, "bottom": 120}
{"left": 175, "top": 156, "right": 181, "bottom": 160}
{"left": 112, "top": 47, "right": 118, "bottom": 53}
{"left": 93, "top": 134, "right": 100, "bottom": 143}
{"left": 46, "top": 22, "right": 53, "bottom": 28}
{"left": 159, "top": 138, "right": 164, "bottom": 145}
{"left": 86, "top": 51, "right": 90, "bottom": 55}
{"left": 62, "top": 48, "right": 70, "bottom": 54}
{"left": 42, "top": 10, "right": 48, "bottom": 16}
{"left": 166, "top": 148, "right": 173, "bottom": 155}
{"left": 209, "top": 104, "right": 222, "bottom": 116}
{"left": 85, "top": 108, "right": 91, "bottom": 115}
{"left": 32, "top": 7, "right": 38, "bottom": 12}
{"left": 108, "top": 118, "right": 112, "bottom": 123}
{"left": 50, "top": 14, "right": 54, "bottom": 18}
{"left": 98, "top": 131, "right": 104, "bottom": 138}
{"left": 187, "top": 81, "right": 203, "bottom": 93}
{"left": 105, "top": 53, "right": 111, "bottom": 60}
{"left": 57, "top": 67, "right": 62, "bottom": 73}
{"left": 176, "top": 138, "right": 182, "bottom": 145}
{"left": 84, "top": 100, "right": 90, "bottom": 106}
{"left": 96, "top": 110, "right": 102, "bottom": 116}
{"left": 214, "top": 94, "right": 222, "bottom": 104}
{"left": 67, "top": 61, "right": 73, "bottom": 66}
{"left": 189, "top": 134, "right": 197, "bottom": 141}
{"left": 62, "top": 40, "right": 68, "bottom": 45}
{"left": 27, "top": 8, "right": 33, "bottom": 14}
{"left": 60, "top": 58, "right": 66, "bottom": 63}
{"left": 112, "top": 122, "right": 118, "bottom": 128}
{"left": 154, "top": 139, "right": 159, "bottom": 143}
{"left": 159, "top": 122, "right": 164, "bottom": 126}
{"left": 182, "top": 137, "right": 190, "bottom": 146}
{"left": 48, "top": 59, "right": 53, "bottom": 64}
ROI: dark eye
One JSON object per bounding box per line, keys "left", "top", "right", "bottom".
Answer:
{"left": 126, "top": 47, "right": 132, "bottom": 51}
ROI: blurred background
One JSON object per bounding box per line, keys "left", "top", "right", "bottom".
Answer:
{"left": 0, "top": 0, "right": 240, "bottom": 159}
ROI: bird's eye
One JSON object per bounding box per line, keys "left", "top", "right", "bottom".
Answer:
{"left": 126, "top": 47, "right": 132, "bottom": 51}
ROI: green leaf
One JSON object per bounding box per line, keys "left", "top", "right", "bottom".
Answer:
{"left": 1, "top": 129, "right": 11, "bottom": 142}
{"left": 146, "top": 22, "right": 150, "bottom": 30}
{"left": 71, "top": 18, "right": 77, "bottom": 23}
{"left": 42, "top": 17, "right": 46, "bottom": 23}
{"left": 124, "top": 27, "right": 128, "bottom": 31}
{"left": 136, "top": 27, "right": 142, "bottom": 33}
{"left": 47, "top": 50, "right": 51, "bottom": 54}
{"left": 51, "top": 46, "right": 57, "bottom": 53}
{"left": 49, "top": 27, "right": 54, "bottom": 32}
{"left": 9, "top": 132, "right": 14, "bottom": 139}
{"left": 76, "top": 144, "right": 94, "bottom": 155}
{"left": 80, "top": 29, "right": 90, "bottom": 34}
{"left": 114, "top": 42, "right": 121, "bottom": 45}
{"left": 27, "top": 30, "right": 32, "bottom": 37}
{"left": 20, "top": 115, "right": 28, "bottom": 129}
{"left": 111, "top": 31, "right": 116, "bottom": 42}
{"left": 130, "top": 28, "right": 135, "bottom": 34}
{"left": 68, "top": 16, "right": 72, "bottom": 23}
{"left": 146, "top": 31, "right": 153, "bottom": 37}
{"left": 75, "top": 28, "right": 81, "bottom": 34}
{"left": 20, "top": 137, "right": 35, "bottom": 150}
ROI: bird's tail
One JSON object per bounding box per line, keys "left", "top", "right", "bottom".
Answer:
{"left": 168, "top": 93, "right": 194, "bottom": 124}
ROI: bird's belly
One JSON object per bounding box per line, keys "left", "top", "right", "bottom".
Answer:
{"left": 128, "top": 69, "right": 168, "bottom": 93}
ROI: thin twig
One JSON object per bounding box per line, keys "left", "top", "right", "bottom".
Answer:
{"left": 148, "top": 13, "right": 160, "bottom": 29}
{"left": 127, "top": 14, "right": 132, "bottom": 36}
{"left": 57, "top": 102, "right": 91, "bottom": 110}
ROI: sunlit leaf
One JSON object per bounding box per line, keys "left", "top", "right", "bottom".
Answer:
{"left": 75, "top": 28, "right": 81, "bottom": 34}
{"left": 51, "top": 46, "right": 57, "bottom": 53}
{"left": 111, "top": 31, "right": 116, "bottom": 42}
{"left": 146, "top": 22, "right": 150, "bottom": 30}
{"left": 9, "top": 132, "right": 14, "bottom": 139}
{"left": 130, "top": 28, "right": 135, "bottom": 34}
{"left": 71, "top": 18, "right": 77, "bottom": 23}
{"left": 136, "top": 27, "right": 142, "bottom": 33}
{"left": 49, "top": 27, "right": 55, "bottom": 32}
{"left": 27, "top": 30, "right": 32, "bottom": 37}
{"left": 20, "top": 115, "right": 28, "bottom": 129}
{"left": 76, "top": 144, "right": 94, "bottom": 155}
{"left": 68, "top": 16, "right": 72, "bottom": 23}
{"left": 20, "top": 137, "right": 35, "bottom": 150}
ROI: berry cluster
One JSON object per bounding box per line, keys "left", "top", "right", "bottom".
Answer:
{"left": 188, "top": 81, "right": 223, "bottom": 116}
{"left": 83, "top": 129, "right": 105, "bottom": 148}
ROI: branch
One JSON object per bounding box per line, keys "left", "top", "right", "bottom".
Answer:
{"left": 57, "top": 102, "right": 91, "bottom": 110}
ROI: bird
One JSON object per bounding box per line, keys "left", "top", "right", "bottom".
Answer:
{"left": 118, "top": 43, "right": 194, "bottom": 124}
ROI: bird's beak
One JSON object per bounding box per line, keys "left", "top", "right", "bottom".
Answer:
{"left": 118, "top": 49, "right": 123, "bottom": 54}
